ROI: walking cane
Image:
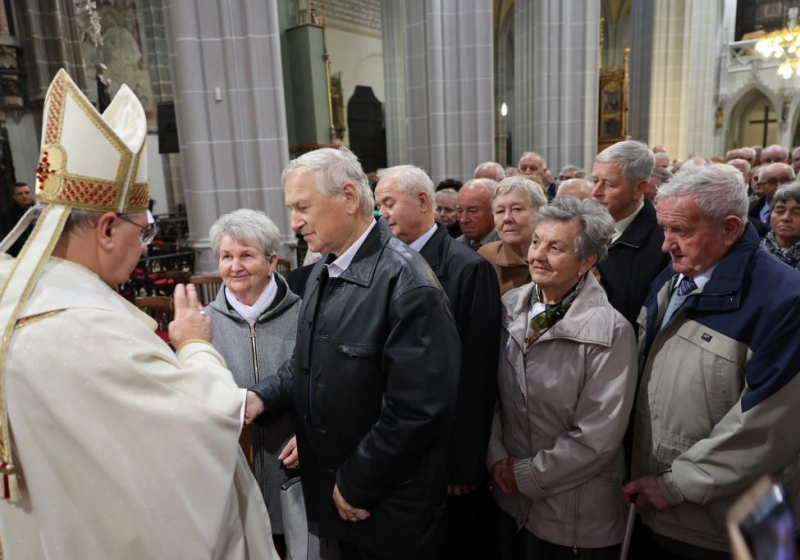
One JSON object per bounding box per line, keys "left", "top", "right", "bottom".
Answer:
{"left": 619, "top": 493, "right": 638, "bottom": 560}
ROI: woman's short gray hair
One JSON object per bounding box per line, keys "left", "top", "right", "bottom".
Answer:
{"left": 771, "top": 184, "right": 800, "bottom": 209}
{"left": 492, "top": 176, "right": 547, "bottom": 210}
{"left": 209, "top": 209, "right": 280, "bottom": 260}
{"left": 282, "top": 147, "right": 374, "bottom": 216}
{"left": 655, "top": 164, "right": 749, "bottom": 228}
{"left": 595, "top": 140, "right": 654, "bottom": 185}
{"left": 532, "top": 197, "right": 614, "bottom": 261}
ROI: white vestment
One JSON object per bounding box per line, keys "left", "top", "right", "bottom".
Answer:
{"left": 0, "top": 257, "right": 278, "bottom": 560}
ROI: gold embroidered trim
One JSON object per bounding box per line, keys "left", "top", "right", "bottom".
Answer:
{"left": 0, "top": 205, "right": 71, "bottom": 465}
{"left": 14, "top": 310, "right": 64, "bottom": 330}
{"left": 36, "top": 70, "right": 137, "bottom": 211}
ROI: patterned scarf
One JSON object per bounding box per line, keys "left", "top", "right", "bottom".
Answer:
{"left": 526, "top": 276, "right": 585, "bottom": 347}
{"left": 762, "top": 232, "right": 800, "bottom": 272}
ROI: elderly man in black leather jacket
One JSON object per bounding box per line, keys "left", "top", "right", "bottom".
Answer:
{"left": 246, "top": 147, "right": 461, "bottom": 560}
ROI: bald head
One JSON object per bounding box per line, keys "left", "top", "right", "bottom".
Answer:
{"left": 556, "top": 178, "right": 593, "bottom": 200}
{"left": 518, "top": 151, "right": 546, "bottom": 177}
{"left": 474, "top": 162, "right": 505, "bottom": 182}
{"left": 727, "top": 158, "right": 751, "bottom": 180}
{"left": 654, "top": 152, "right": 670, "bottom": 168}
{"left": 761, "top": 144, "right": 789, "bottom": 165}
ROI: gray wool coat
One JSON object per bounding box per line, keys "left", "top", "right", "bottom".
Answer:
{"left": 206, "top": 272, "right": 300, "bottom": 535}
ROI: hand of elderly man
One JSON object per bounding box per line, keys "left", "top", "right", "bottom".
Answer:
{"left": 333, "top": 484, "right": 370, "bottom": 522}
{"left": 169, "top": 284, "right": 212, "bottom": 349}
{"left": 623, "top": 476, "right": 672, "bottom": 512}
{"left": 491, "top": 458, "right": 518, "bottom": 495}
{"left": 244, "top": 391, "right": 265, "bottom": 426}
{"left": 279, "top": 435, "right": 300, "bottom": 469}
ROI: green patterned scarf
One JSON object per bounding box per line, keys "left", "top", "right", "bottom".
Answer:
{"left": 526, "top": 276, "right": 585, "bottom": 347}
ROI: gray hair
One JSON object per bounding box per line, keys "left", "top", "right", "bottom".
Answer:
{"left": 676, "top": 157, "right": 708, "bottom": 176}
{"left": 595, "top": 140, "right": 654, "bottom": 185}
{"left": 559, "top": 164, "right": 586, "bottom": 179}
{"left": 654, "top": 152, "right": 671, "bottom": 165}
{"left": 493, "top": 176, "right": 547, "bottom": 209}
{"left": 792, "top": 147, "right": 800, "bottom": 158}
{"left": 436, "top": 188, "right": 458, "bottom": 202}
{"left": 209, "top": 209, "right": 280, "bottom": 260}
{"left": 52, "top": 207, "right": 145, "bottom": 237}
{"left": 651, "top": 166, "right": 673, "bottom": 184}
{"left": 461, "top": 178, "right": 498, "bottom": 196}
{"left": 282, "top": 147, "right": 374, "bottom": 216}
{"left": 771, "top": 184, "right": 800, "bottom": 208}
{"left": 758, "top": 162, "right": 796, "bottom": 182}
{"left": 656, "top": 164, "right": 749, "bottom": 229}
{"left": 518, "top": 151, "right": 547, "bottom": 168}
{"left": 378, "top": 164, "right": 436, "bottom": 201}
{"left": 532, "top": 196, "right": 614, "bottom": 261}
{"left": 740, "top": 147, "right": 757, "bottom": 160}
{"left": 474, "top": 162, "right": 505, "bottom": 181}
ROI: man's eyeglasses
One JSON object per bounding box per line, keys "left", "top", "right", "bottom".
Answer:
{"left": 757, "top": 177, "right": 794, "bottom": 188}
{"left": 116, "top": 214, "right": 158, "bottom": 245}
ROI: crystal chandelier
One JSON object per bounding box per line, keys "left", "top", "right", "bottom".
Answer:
{"left": 756, "top": 9, "right": 800, "bottom": 79}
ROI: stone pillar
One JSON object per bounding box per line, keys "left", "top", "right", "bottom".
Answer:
{"left": 401, "top": 0, "right": 494, "bottom": 182}
{"left": 381, "top": 0, "right": 408, "bottom": 166}
{"left": 515, "top": 0, "right": 601, "bottom": 173}
{"left": 628, "top": 0, "right": 654, "bottom": 142}
{"left": 164, "top": 0, "right": 292, "bottom": 272}
{"left": 647, "top": 0, "right": 722, "bottom": 159}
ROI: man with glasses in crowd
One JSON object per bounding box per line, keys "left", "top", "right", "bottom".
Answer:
{"left": 749, "top": 162, "right": 796, "bottom": 236}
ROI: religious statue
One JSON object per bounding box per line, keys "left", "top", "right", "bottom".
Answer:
{"left": 715, "top": 106, "right": 724, "bottom": 130}
{"left": 95, "top": 63, "right": 111, "bottom": 112}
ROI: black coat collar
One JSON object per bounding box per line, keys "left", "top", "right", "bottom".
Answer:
{"left": 612, "top": 199, "right": 658, "bottom": 250}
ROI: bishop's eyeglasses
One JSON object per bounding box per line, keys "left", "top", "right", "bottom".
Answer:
{"left": 116, "top": 214, "right": 158, "bottom": 245}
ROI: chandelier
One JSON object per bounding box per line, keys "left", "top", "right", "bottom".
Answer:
{"left": 755, "top": 10, "right": 800, "bottom": 79}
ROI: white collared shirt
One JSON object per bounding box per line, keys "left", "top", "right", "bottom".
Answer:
{"left": 612, "top": 201, "right": 645, "bottom": 243}
{"left": 409, "top": 223, "right": 438, "bottom": 252}
{"left": 674, "top": 262, "right": 718, "bottom": 295}
{"left": 326, "top": 220, "right": 377, "bottom": 279}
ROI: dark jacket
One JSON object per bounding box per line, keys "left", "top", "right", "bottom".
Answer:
{"left": 252, "top": 219, "right": 460, "bottom": 557}
{"left": 748, "top": 198, "right": 770, "bottom": 237}
{"left": 597, "top": 200, "right": 670, "bottom": 330}
{"left": 419, "top": 224, "right": 500, "bottom": 486}
{"left": 0, "top": 203, "right": 32, "bottom": 257}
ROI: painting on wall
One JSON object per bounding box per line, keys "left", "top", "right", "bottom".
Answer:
{"left": 82, "top": 0, "right": 156, "bottom": 127}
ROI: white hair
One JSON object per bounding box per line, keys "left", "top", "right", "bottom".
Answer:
{"left": 436, "top": 188, "right": 458, "bottom": 202}
{"left": 656, "top": 164, "right": 748, "bottom": 229}
{"left": 518, "top": 151, "right": 547, "bottom": 168}
{"left": 758, "top": 162, "right": 796, "bottom": 182}
{"left": 532, "top": 197, "right": 614, "bottom": 261}
{"left": 740, "top": 147, "right": 757, "bottom": 160}
{"left": 595, "top": 140, "right": 654, "bottom": 184}
{"left": 378, "top": 165, "right": 436, "bottom": 211}
{"left": 493, "top": 176, "right": 547, "bottom": 209}
{"left": 461, "top": 178, "right": 498, "bottom": 196}
{"left": 558, "top": 164, "right": 586, "bottom": 178}
{"left": 282, "top": 147, "right": 374, "bottom": 216}
{"left": 209, "top": 209, "right": 280, "bottom": 260}
{"left": 474, "top": 162, "right": 505, "bottom": 182}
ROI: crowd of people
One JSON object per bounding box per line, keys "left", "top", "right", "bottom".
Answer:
{"left": 2, "top": 69, "right": 800, "bottom": 560}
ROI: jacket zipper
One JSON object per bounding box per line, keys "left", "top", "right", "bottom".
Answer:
{"left": 249, "top": 323, "right": 266, "bottom": 491}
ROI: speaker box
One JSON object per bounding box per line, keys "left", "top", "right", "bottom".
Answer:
{"left": 157, "top": 102, "right": 179, "bottom": 154}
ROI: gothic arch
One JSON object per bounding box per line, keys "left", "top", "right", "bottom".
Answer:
{"left": 724, "top": 82, "right": 781, "bottom": 150}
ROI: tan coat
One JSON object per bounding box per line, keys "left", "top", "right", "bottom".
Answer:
{"left": 478, "top": 241, "right": 530, "bottom": 295}
{"left": 487, "top": 274, "right": 637, "bottom": 548}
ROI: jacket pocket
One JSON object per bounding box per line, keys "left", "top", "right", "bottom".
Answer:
{"left": 337, "top": 344, "right": 380, "bottom": 358}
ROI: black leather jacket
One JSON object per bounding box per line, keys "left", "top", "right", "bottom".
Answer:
{"left": 253, "top": 219, "right": 461, "bottom": 556}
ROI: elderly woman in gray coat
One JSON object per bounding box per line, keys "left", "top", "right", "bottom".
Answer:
{"left": 488, "top": 197, "right": 638, "bottom": 560}
{"left": 205, "top": 209, "right": 300, "bottom": 553}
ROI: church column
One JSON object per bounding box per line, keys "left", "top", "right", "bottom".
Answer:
{"left": 381, "top": 1, "right": 408, "bottom": 166}
{"left": 402, "top": 0, "right": 494, "bottom": 182}
{"left": 164, "top": 0, "right": 291, "bottom": 272}
{"left": 647, "top": 0, "right": 722, "bottom": 159}
{"left": 628, "top": 0, "right": 654, "bottom": 142}
{"left": 515, "top": 0, "right": 601, "bottom": 173}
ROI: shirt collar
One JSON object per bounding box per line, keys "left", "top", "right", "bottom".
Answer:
{"left": 326, "top": 219, "right": 376, "bottom": 279}
{"left": 612, "top": 201, "right": 645, "bottom": 242}
{"left": 409, "top": 223, "right": 438, "bottom": 252}
{"left": 676, "top": 262, "right": 718, "bottom": 293}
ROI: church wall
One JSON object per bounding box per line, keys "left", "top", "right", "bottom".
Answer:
{"left": 5, "top": 114, "right": 39, "bottom": 189}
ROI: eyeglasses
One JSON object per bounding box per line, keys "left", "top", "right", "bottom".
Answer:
{"left": 757, "top": 177, "right": 794, "bottom": 188}
{"left": 116, "top": 214, "right": 158, "bottom": 245}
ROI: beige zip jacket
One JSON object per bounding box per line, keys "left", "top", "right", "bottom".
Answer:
{"left": 487, "top": 273, "right": 637, "bottom": 548}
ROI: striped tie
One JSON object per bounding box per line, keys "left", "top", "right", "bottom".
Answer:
{"left": 675, "top": 276, "right": 698, "bottom": 297}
